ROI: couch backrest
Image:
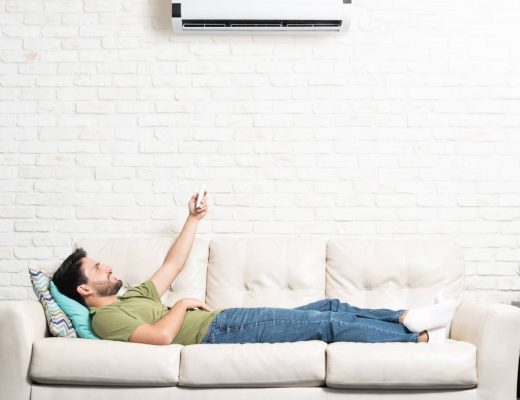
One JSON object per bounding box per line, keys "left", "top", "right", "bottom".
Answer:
{"left": 73, "top": 236, "right": 465, "bottom": 309}
{"left": 205, "top": 236, "right": 327, "bottom": 309}
{"left": 74, "top": 236, "right": 209, "bottom": 307}
{"left": 326, "top": 238, "right": 466, "bottom": 310}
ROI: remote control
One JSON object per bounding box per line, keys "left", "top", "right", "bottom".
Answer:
{"left": 196, "top": 184, "right": 205, "bottom": 209}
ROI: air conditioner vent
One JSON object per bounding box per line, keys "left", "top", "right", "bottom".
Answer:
{"left": 182, "top": 19, "right": 342, "bottom": 30}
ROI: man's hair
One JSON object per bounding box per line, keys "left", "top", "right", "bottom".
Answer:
{"left": 52, "top": 247, "right": 89, "bottom": 307}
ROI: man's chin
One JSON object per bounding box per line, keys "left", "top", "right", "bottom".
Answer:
{"left": 95, "top": 279, "right": 124, "bottom": 297}
{"left": 113, "top": 279, "right": 123, "bottom": 293}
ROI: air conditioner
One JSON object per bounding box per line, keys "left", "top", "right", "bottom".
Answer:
{"left": 171, "top": 0, "right": 352, "bottom": 33}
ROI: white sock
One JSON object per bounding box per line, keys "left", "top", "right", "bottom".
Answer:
{"left": 402, "top": 299, "right": 458, "bottom": 333}
{"left": 426, "top": 327, "right": 446, "bottom": 344}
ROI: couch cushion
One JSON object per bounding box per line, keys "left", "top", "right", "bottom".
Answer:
{"left": 73, "top": 237, "right": 209, "bottom": 307}
{"left": 49, "top": 280, "right": 100, "bottom": 340}
{"left": 179, "top": 340, "right": 327, "bottom": 387}
{"left": 28, "top": 268, "right": 77, "bottom": 338}
{"left": 206, "top": 236, "right": 327, "bottom": 309}
{"left": 326, "top": 239, "right": 465, "bottom": 313}
{"left": 29, "top": 337, "right": 182, "bottom": 386}
{"left": 326, "top": 339, "right": 477, "bottom": 389}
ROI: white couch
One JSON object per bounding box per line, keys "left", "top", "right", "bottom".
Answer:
{"left": 1, "top": 236, "right": 520, "bottom": 400}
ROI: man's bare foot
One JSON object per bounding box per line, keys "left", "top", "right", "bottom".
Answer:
{"left": 418, "top": 331, "right": 428, "bottom": 342}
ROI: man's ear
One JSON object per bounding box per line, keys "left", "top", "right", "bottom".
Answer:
{"left": 77, "top": 284, "right": 92, "bottom": 297}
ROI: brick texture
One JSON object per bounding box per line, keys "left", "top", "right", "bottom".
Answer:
{"left": 1, "top": 0, "right": 520, "bottom": 304}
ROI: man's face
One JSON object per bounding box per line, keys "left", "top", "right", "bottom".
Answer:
{"left": 80, "top": 257, "right": 123, "bottom": 297}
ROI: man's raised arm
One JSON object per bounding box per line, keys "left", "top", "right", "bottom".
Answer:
{"left": 150, "top": 191, "right": 208, "bottom": 297}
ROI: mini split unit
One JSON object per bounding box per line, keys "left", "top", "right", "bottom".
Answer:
{"left": 171, "top": 0, "right": 352, "bottom": 33}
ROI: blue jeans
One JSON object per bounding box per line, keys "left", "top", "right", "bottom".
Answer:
{"left": 200, "top": 298, "right": 419, "bottom": 344}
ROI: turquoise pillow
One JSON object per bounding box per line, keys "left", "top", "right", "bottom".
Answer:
{"left": 50, "top": 281, "right": 100, "bottom": 340}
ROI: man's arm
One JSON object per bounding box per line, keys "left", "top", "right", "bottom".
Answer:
{"left": 128, "top": 298, "right": 211, "bottom": 345}
{"left": 150, "top": 215, "right": 200, "bottom": 297}
{"left": 150, "top": 190, "right": 208, "bottom": 297}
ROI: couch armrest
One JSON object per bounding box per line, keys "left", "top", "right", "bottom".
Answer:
{"left": 450, "top": 299, "right": 520, "bottom": 400}
{"left": 0, "top": 300, "right": 48, "bottom": 400}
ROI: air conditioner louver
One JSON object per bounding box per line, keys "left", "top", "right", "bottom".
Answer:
{"left": 182, "top": 20, "right": 343, "bottom": 31}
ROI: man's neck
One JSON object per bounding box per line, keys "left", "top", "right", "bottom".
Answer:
{"left": 87, "top": 295, "right": 119, "bottom": 308}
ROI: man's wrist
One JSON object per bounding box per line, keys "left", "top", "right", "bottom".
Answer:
{"left": 176, "top": 298, "right": 187, "bottom": 310}
{"left": 187, "top": 214, "right": 200, "bottom": 223}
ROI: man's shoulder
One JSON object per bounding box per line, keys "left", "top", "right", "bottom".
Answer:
{"left": 121, "top": 279, "right": 161, "bottom": 301}
{"left": 89, "top": 301, "right": 120, "bottom": 317}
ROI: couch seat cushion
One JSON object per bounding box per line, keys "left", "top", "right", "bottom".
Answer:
{"left": 179, "top": 340, "right": 327, "bottom": 387}
{"left": 326, "top": 339, "right": 477, "bottom": 389}
{"left": 29, "top": 337, "right": 182, "bottom": 386}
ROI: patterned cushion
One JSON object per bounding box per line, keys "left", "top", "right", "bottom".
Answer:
{"left": 29, "top": 268, "right": 77, "bottom": 338}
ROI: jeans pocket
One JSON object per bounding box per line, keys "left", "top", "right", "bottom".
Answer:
{"left": 201, "top": 314, "right": 221, "bottom": 343}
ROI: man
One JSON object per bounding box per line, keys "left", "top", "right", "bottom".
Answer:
{"left": 52, "top": 191, "right": 459, "bottom": 346}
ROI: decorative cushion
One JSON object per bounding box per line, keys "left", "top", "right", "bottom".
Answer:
{"left": 28, "top": 268, "right": 77, "bottom": 338}
{"left": 50, "top": 281, "right": 100, "bottom": 340}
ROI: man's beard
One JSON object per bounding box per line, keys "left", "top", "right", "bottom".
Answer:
{"left": 94, "top": 278, "right": 123, "bottom": 297}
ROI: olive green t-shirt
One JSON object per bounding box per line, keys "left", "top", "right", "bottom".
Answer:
{"left": 89, "top": 280, "right": 223, "bottom": 345}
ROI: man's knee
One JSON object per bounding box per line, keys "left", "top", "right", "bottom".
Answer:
{"left": 329, "top": 298, "right": 341, "bottom": 312}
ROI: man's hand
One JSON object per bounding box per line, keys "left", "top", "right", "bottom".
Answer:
{"left": 188, "top": 191, "right": 208, "bottom": 221}
{"left": 180, "top": 298, "right": 213, "bottom": 312}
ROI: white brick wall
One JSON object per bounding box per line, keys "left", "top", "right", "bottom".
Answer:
{"left": 1, "top": 0, "right": 520, "bottom": 304}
